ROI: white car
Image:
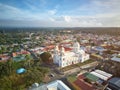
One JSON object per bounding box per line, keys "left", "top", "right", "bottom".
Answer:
{"left": 49, "top": 73, "right": 55, "bottom": 77}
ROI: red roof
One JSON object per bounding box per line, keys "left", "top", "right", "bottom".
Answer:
{"left": 74, "top": 74, "right": 95, "bottom": 90}
{"left": 60, "top": 42, "right": 72, "bottom": 45}
{"left": 43, "top": 45, "right": 72, "bottom": 51}
{"left": 0, "top": 55, "right": 10, "bottom": 58}
{"left": 64, "top": 47, "right": 72, "bottom": 51}
{"left": 0, "top": 55, "right": 10, "bottom": 62}
{"left": 12, "top": 50, "right": 30, "bottom": 57}
{"left": 78, "top": 74, "right": 85, "bottom": 79}
{"left": 43, "top": 45, "right": 55, "bottom": 51}
{"left": 21, "top": 51, "right": 30, "bottom": 54}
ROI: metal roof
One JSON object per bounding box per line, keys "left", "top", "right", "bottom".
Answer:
{"left": 108, "top": 77, "right": 120, "bottom": 88}
{"left": 84, "top": 72, "right": 99, "bottom": 82}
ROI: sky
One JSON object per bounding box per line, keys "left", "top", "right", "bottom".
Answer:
{"left": 0, "top": 0, "right": 120, "bottom": 27}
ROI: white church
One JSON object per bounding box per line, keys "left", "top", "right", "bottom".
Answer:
{"left": 53, "top": 42, "right": 90, "bottom": 68}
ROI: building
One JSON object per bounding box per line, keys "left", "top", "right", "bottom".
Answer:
{"left": 90, "top": 69, "right": 112, "bottom": 81}
{"left": 74, "top": 69, "right": 113, "bottom": 90}
{"left": 111, "top": 54, "right": 120, "bottom": 63}
{"left": 12, "top": 50, "right": 30, "bottom": 57}
{"left": 105, "top": 77, "right": 120, "bottom": 90}
{"left": 29, "top": 80, "right": 71, "bottom": 90}
{"left": 47, "top": 80, "right": 71, "bottom": 90}
{"left": 53, "top": 42, "right": 90, "bottom": 67}
{"left": 12, "top": 50, "right": 31, "bottom": 62}
{"left": 0, "top": 54, "right": 10, "bottom": 62}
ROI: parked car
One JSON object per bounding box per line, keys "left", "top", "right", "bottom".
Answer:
{"left": 49, "top": 73, "right": 55, "bottom": 77}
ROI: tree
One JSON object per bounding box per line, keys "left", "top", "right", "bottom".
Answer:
{"left": 0, "top": 59, "right": 50, "bottom": 90}
{"left": 0, "top": 60, "right": 14, "bottom": 77}
{"left": 34, "top": 58, "right": 42, "bottom": 66}
{"left": 40, "top": 52, "right": 52, "bottom": 63}
{"left": 24, "top": 66, "right": 49, "bottom": 86}
{"left": 25, "top": 67, "right": 43, "bottom": 85}
{"left": 0, "top": 49, "right": 2, "bottom": 55}
{"left": 0, "top": 46, "right": 6, "bottom": 54}
{"left": 24, "top": 55, "right": 33, "bottom": 68}
{"left": 12, "top": 45, "right": 20, "bottom": 52}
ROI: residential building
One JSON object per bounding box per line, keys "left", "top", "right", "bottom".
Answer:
{"left": 29, "top": 80, "right": 71, "bottom": 90}
{"left": 105, "top": 77, "right": 120, "bottom": 90}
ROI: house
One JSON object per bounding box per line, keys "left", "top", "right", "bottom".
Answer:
{"left": 105, "top": 77, "right": 120, "bottom": 90}
{"left": 90, "top": 69, "right": 112, "bottom": 81}
{"left": 29, "top": 80, "right": 71, "bottom": 90}
{"left": 12, "top": 50, "right": 31, "bottom": 62}
{"left": 74, "top": 69, "right": 113, "bottom": 90}
{"left": 0, "top": 54, "right": 10, "bottom": 62}
{"left": 12, "top": 50, "right": 30, "bottom": 57}
{"left": 111, "top": 54, "right": 120, "bottom": 63}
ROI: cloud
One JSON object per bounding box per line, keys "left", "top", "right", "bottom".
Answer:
{"left": 0, "top": 3, "right": 21, "bottom": 13}
{"left": 63, "top": 16, "right": 71, "bottom": 22}
{"left": 92, "top": 0, "right": 120, "bottom": 13}
{"left": 0, "top": 3, "right": 48, "bottom": 20}
{"left": 64, "top": 0, "right": 120, "bottom": 16}
{"left": 48, "top": 9, "right": 57, "bottom": 15}
{"left": 24, "top": 0, "right": 47, "bottom": 9}
{"left": 23, "top": 1, "right": 39, "bottom": 11}
{"left": 0, "top": 3, "right": 24, "bottom": 20}
{"left": 49, "top": 18, "right": 55, "bottom": 22}
{"left": 58, "top": 0, "right": 120, "bottom": 27}
{"left": 0, "top": 0, "right": 120, "bottom": 27}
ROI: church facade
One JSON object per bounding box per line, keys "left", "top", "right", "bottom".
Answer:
{"left": 53, "top": 42, "right": 90, "bottom": 67}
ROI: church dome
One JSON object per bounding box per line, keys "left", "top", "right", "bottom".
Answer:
{"left": 61, "top": 46, "right": 65, "bottom": 52}
{"left": 54, "top": 45, "right": 59, "bottom": 51}
{"left": 73, "top": 42, "right": 80, "bottom": 48}
{"left": 54, "top": 45, "right": 59, "bottom": 54}
{"left": 73, "top": 41, "right": 80, "bottom": 52}
{"left": 60, "top": 46, "right": 65, "bottom": 56}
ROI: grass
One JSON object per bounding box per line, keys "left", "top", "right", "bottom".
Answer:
{"left": 76, "top": 59, "right": 95, "bottom": 66}
{"left": 61, "top": 59, "right": 95, "bottom": 71}
{"left": 67, "top": 74, "right": 77, "bottom": 82}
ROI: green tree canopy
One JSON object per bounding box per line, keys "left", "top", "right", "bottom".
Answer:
{"left": 40, "top": 52, "right": 52, "bottom": 63}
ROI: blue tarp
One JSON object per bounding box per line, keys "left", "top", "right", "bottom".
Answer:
{"left": 16, "top": 68, "right": 26, "bottom": 74}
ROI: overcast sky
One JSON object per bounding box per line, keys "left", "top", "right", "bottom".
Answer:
{"left": 0, "top": 0, "right": 120, "bottom": 27}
